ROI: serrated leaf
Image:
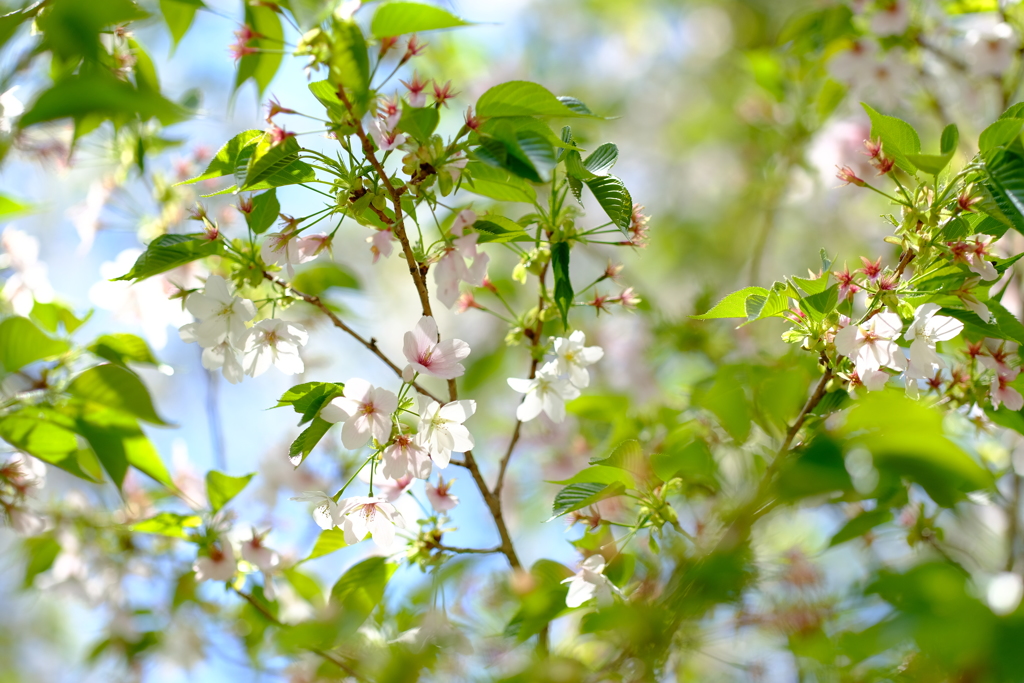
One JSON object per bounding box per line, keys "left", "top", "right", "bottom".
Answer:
{"left": 551, "top": 241, "right": 573, "bottom": 327}
{"left": 474, "top": 215, "right": 532, "bottom": 243}
{"left": 302, "top": 528, "right": 348, "bottom": 562}
{"left": 800, "top": 284, "right": 839, "bottom": 321}
{"left": 178, "top": 130, "right": 263, "bottom": 185}
{"left": 289, "top": 417, "right": 332, "bottom": 465}
{"left": 235, "top": 4, "right": 282, "bottom": 96}
{"left": 861, "top": 102, "right": 921, "bottom": 174}
{"left": 113, "top": 234, "right": 221, "bottom": 281}
{"left": 584, "top": 143, "right": 618, "bottom": 175}
{"left": 131, "top": 512, "right": 201, "bottom": 539}
{"left": 692, "top": 287, "right": 770, "bottom": 320}
{"left": 979, "top": 146, "right": 1024, "bottom": 235}
{"left": 557, "top": 96, "right": 594, "bottom": 116}
{"left": 590, "top": 439, "right": 647, "bottom": 479}
{"left": 397, "top": 103, "right": 439, "bottom": 141}
{"left": 244, "top": 135, "right": 301, "bottom": 190}
{"left": 979, "top": 118, "right": 1023, "bottom": 152}
{"left": 244, "top": 189, "right": 279, "bottom": 235}
{"left": 463, "top": 162, "right": 536, "bottom": 203}
{"left": 67, "top": 364, "right": 168, "bottom": 426}
{"left": 550, "top": 481, "right": 626, "bottom": 518}
{"left": 584, "top": 175, "right": 632, "bottom": 233}
{"left": 477, "top": 81, "right": 592, "bottom": 118}
{"left": 370, "top": 2, "right": 472, "bottom": 37}
{"left": 0, "top": 317, "right": 70, "bottom": 373}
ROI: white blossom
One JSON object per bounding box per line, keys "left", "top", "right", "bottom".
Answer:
{"left": 450, "top": 209, "right": 477, "bottom": 236}
{"left": 321, "top": 378, "right": 398, "bottom": 449}
{"left": 0, "top": 86, "right": 23, "bottom": 134}
{"left": 179, "top": 325, "right": 244, "bottom": 384}
{"left": 992, "top": 370, "right": 1024, "bottom": 411}
{"left": 562, "top": 555, "right": 621, "bottom": 608}
{"left": 193, "top": 539, "right": 237, "bottom": 583}
{"left": 904, "top": 304, "right": 964, "bottom": 379}
{"left": 338, "top": 495, "right": 406, "bottom": 548}
{"left": 381, "top": 433, "right": 432, "bottom": 480}
{"left": 291, "top": 490, "right": 341, "bottom": 530}
{"left": 834, "top": 312, "right": 907, "bottom": 377}
{"left": 870, "top": 0, "right": 910, "bottom": 37}
{"left": 182, "top": 275, "right": 255, "bottom": 348}
{"left": 261, "top": 228, "right": 324, "bottom": 277}
{"left": 415, "top": 397, "right": 476, "bottom": 468}
{"left": 965, "top": 22, "right": 1016, "bottom": 77}
{"left": 369, "top": 118, "right": 407, "bottom": 151}
{"left": 403, "top": 315, "right": 470, "bottom": 380}
{"left": 434, "top": 234, "right": 489, "bottom": 308}
{"left": 425, "top": 475, "right": 459, "bottom": 512}
{"left": 507, "top": 363, "right": 581, "bottom": 423}
{"left": 552, "top": 330, "right": 604, "bottom": 388}
{"left": 243, "top": 318, "right": 308, "bottom": 377}
{"left": 1, "top": 226, "right": 53, "bottom": 316}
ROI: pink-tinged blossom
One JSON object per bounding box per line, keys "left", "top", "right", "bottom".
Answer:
{"left": 834, "top": 312, "right": 907, "bottom": 377}
{"left": 870, "top": 0, "right": 910, "bottom": 36}
{"left": 507, "top": 363, "right": 581, "bottom": 423}
{"left": 904, "top": 304, "right": 964, "bottom": 379}
{"left": 562, "top": 555, "right": 621, "bottom": 608}
{"left": 415, "top": 397, "right": 475, "bottom": 468}
{"left": 827, "top": 40, "right": 878, "bottom": 82}
{"left": 368, "top": 229, "right": 394, "bottom": 263}
{"left": 443, "top": 151, "right": 469, "bottom": 182}
{"left": 370, "top": 118, "right": 407, "bottom": 151}
{"left": 182, "top": 275, "right": 255, "bottom": 348}
{"left": 992, "top": 370, "right": 1024, "bottom": 411}
{"left": 290, "top": 491, "right": 340, "bottom": 530}
{"left": 552, "top": 330, "right": 604, "bottom": 388}
{"left": 966, "top": 22, "right": 1017, "bottom": 77}
{"left": 193, "top": 539, "right": 237, "bottom": 583}
{"left": 337, "top": 495, "right": 406, "bottom": 548}
{"left": 378, "top": 95, "right": 401, "bottom": 131}
{"left": 434, "top": 234, "right": 489, "bottom": 308}
{"left": 243, "top": 318, "right": 308, "bottom": 378}
{"left": 403, "top": 315, "right": 470, "bottom": 379}
{"left": 848, "top": 369, "right": 890, "bottom": 398}
{"left": 179, "top": 326, "right": 245, "bottom": 384}
{"left": 834, "top": 264, "right": 860, "bottom": 300}
{"left": 981, "top": 341, "right": 1016, "bottom": 377}
{"left": 241, "top": 531, "right": 280, "bottom": 600}
{"left": 450, "top": 209, "right": 476, "bottom": 236}
{"left": 382, "top": 433, "right": 432, "bottom": 480}
{"left": 400, "top": 71, "right": 430, "bottom": 107}
{"left": 425, "top": 475, "right": 459, "bottom": 512}
{"left": 361, "top": 463, "right": 415, "bottom": 501}
{"left": 261, "top": 227, "right": 325, "bottom": 277}
{"left": 321, "top": 378, "right": 398, "bottom": 449}
{"left": 8, "top": 508, "right": 45, "bottom": 535}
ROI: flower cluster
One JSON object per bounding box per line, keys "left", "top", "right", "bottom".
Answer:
{"left": 507, "top": 331, "right": 604, "bottom": 423}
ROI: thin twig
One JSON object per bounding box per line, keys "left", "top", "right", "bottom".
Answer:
{"left": 435, "top": 544, "right": 502, "bottom": 555}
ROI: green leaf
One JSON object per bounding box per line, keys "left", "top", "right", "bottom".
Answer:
{"left": 979, "top": 146, "right": 1024, "bottom": 235}
{"left": 584, "top": 175, "right": 632, "bottom": 233}
{"left": 793, "top": 275, "right": 829, "bottom": 295}
{"left": 328, "top": 20, "right": 370, "bottom": 98}
{"left": 330, "top": 557, "right": 396, "bottom": 634}
{"left": 130, "top": 512, "right": 201, "bottom": 540}
{"left": 308, "top": 80, "right": 346, "bottom": 120}
{"left": 557, "top": 96, "right": 595, "bottom": 116}
{"left": 800, "top": 284, "right": 839, "bottom": 321}
{"left": 0, "top": 317, "right": 70, "bottom": 373}
{"left": 0, "top": 193, "right": 31, "bottom": 219}
{"left": 742, "top": 281, "right": 794, "bottom": 323}
{"left": 179, "top": 130, "right": 263, "bottom": 184}
{"left": 19, "top": 74, "right": 186, "bottom": 128}
{"left": 584, "top": 143, "right": 618, "bottom": 175}
{"left": 941, "top": 123, "right": 959, "bottom": 155}
{"left": 979, "top": 118, "right": 1023, "bottom": 152}
{"left": 303, "top": 528, "right": 348, "bottom": 562}
{"left": 206, "top": 470, "right": 255, "bottom": 512}
{"left": 861, "top": 103, "right": 921, "bottom": 174}
{"left": 474, "top": 126, "right": 556, "bottom": 183}
{"left": 551, "top": 481, "right": 626, "bottom": 518}
{"left": 243, "top": 189, "right": 279, "bottom": 235}
{"left": 477, "top": 81, "right": 592, "bottom": 119}
{"left": 22, "top": 536, "right": 61, "bottom": 587}
{"left": 30, "top": 301, "right": 88, "bottom": 335}
{"left": 464, "top": 162, "right": 537, "bottom": 203}
{"left": 473, "top": 215, "right": 532, "bottom": 243}
{"left": 160, "top": 0, "right": 204, "bottom": 49}
{"left": 289, "top": 417, "right": 332, "bottom": 465}
{"left": 370, "top": 1, "right": 472, "bottom": 37}
{"left": 591, "top": 439, "right": 647, "bottom": 479}
{"left": 275, "top": 381, "right": 345, "bottom": 419}
{"left": 551, "top": 242, "right": 573, "bottom": 327}
{"left": 210, "top": 160, "right": 315, "bottom": 194}
{"left": 0, "top": 411, "right": 101, "bottom": 481}
{"left": 112, "top": 234, "right": 221, "bottom": 281}
{"left": 692, "top": 287, "right": 770, "bottom": 320}
{"left": 775, "top": 437, "right": 853, "bottom": 501}
{"left": 547, "top": 465, "right": 635, "bottom": 489}
{"left": 235, "top": 4, "right": 283, "bottom": 96}
{"left": 904, "top": 124, "right": 959, "bottom": 176}
{"left": 67, "top": 364, "right": 168, "bottom": 426}
{"left": 829, "top": 508, "right": 893, "bottom": 547}
{"left": 69, "top": 406, "right": 170, "bottom": 489}
{"left": 243, "top": 135, "right": 301, "bottom": 190}
{"left": 397, "top": 103, "right": 439, "bottom": 141}
{"left": 291, "top": 266, "right": 358, "bottom": 296}
{"left": 88, "top": 334, "right": 159, "bottom": 367}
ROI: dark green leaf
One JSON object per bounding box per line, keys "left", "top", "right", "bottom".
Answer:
{"left": 584, "top": 175, "right": 632, "bottom": 233}
{"left": 67, "top": 364, "right": 168, "bottom": 425}
{"left": 474, "top": 215, "right": 532, "bottom": 243}
{"left": 551, "top": 481, "right": 626, "bottom": 518}
{"left": 584, "top": 143, "right": 618, "bottom": 175}
{"left": 551, "top": 241, "right": 573, "bottom": 327}
{"left": 112, "top": 234, "right": 221, "bottom": 281}
{"left": 370, "top": 1, "right": 472, "bottom": 37}
{"left": 979, "top": 146, "right": 1024, "bottom": 235}
{"left": 0, "top": 317, "right": 70, "bottom": 373}
{"left": 206, "top": 470, "right": 255, "bottom": 512}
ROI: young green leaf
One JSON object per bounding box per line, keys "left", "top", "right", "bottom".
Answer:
{"left": 67, "top": 364, "right": 168, "bottom": 426}
{"left": 18, "top": 74, "right": 187, "bottom": 127}
{"left": 131, "top": 512, "right": 202, "bottom": 540}
{"left": 397, "top": 103, "right": 440, "bottom": 141}
{"left": 691, "top": 287, "right": 770, "bottom": 320}
{"left": 243, "top": 189, "right": 279, "bottom": 235}
{"left": 861, "top": 102, "right": 921, "bottom": 174}
{"left": 205, "top": 470, "right": 255, "bottom": 512}
{"left": 583, "top": 143, "right": 618, "bottom": 175}
{"left": 370, "top": 1, "right": 472, "bottom": 38}
{"left": 302, "top": 528, "right": 348, "bottom": 562}
{"left": 474, "top": 216, "right": 532, "bottom": 243}
{"left": 551, "top": 241, "right": 573, "bottom": 327}
{"left": 160, "top": 0, "right": 204, "bottom": 49}
{"left": 550, "top": 481, "right": 626, "bottom": 518}
{"left": 178, "top": 130, "right": 263, "bottom": 185}
{"left": 88, "top": 334, "right": 160, "bottom": 367}
{"left": 112, "top": 234, "right": 221, "bottom": 282}
{"left": 289, "top": 417, "right": 333, "bottom": 465}
{"left": 477, "top": 81, "right": 594, "bottom": 118}
{"left": 0, "top": 316, "right": 70, "bottom": 373}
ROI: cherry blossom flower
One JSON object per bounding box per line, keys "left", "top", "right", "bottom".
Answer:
{"left": 321, "top": 378, "right": 398, "bottom": 449}
{"left": 904, "top": 304, "right": 964, "bottom": 379}
{"left": 378, "top": 95, "right": 401, "bottom": 130}
{"left": 241, "top": 530, "right": 280, "bottom": 599}
{"left": 848, "top": 369, "right": 890, "bottom": 398}
{"left": 337, "top": 495, "right": 406, "bottom": 548}
{"left": 562, "top": 555, "right": 621, "bottom": 608}
{"left": 392, "top": 611, "right": 473, "bottom": 654}
{"left": 450, "top": 209, "right": 477, "bottom": 236}
{"left": 0, "top": 86, "right": 23, "bottom": 134}
{"left": 870, "top": 0, "right": 910, "bottom": 37}
{"left": 3, "top": 453, "right": 46, "bottom": 494}
{"left": 980, "top": 341, "right": 1016, "bottom": 377}
{"left": 507, "top": 363, "right": 581, "bottom": 423}
{"left": 434, "top": 234, "right": 489, "bottom": 308}
{"left": 68, "top": 178, "right": 115, "bottom": 254}
{"left": 1, "top": 226, "right": 53, "bottom": 316}
{"left": 360, "top": 464, "right": 415, "bottom": 502}
{"left": 401, "top": 71, "right": 429, "bottom": 107}
{"left": 370, "top": 118, "right": 408, "bottom": 151}
{"left": 182, "top": 275, "right": 255, "bottom": 349}
{"left": 965, "top": 22, "right": 1017, "bottom": 77}
{"left": 415, "top": 397, "right": 476, "bottom": 468}
{"left": 368, "top": 229, "right": 395, "bottom": 263}
{"left": 243, "top": 318, "right": 308, "bottom": 378}
{"left": 834, "top": 312, "right": 907, "bottom": 377}
{"left": 262, "top": 227, "right": 325, "bottom": 277}
{"left": 425, "top": 475, "right": 459, "bottom": 512}
{"left": 193, "top": 539, "right": 237, "bottom": 583}
{"left": 381, "top": 433, "right": 432, "bottom": 480}
{"left": 827, "top": 40, "right": 877, "bottom": 83}
{"left": 178, "top": 326, "right": 245, "bottom": 384}
{"left": 992, "top": 370, "right": 1024, "bottom": 411}
{"left": 552, "top": 331, "right": 604, "bottom": 388}
{"left": 442, "top": 151, "right": 469, "bottom": 182}
{"left": 290, "top": 491, "right": 341, "bottom": 530}
{"left": 403, "top": 315, "right": 470, "bottom": 379}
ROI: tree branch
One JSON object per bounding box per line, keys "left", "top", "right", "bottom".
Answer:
{"left": 435, "top": 544, "right": 502, "bottom": 555}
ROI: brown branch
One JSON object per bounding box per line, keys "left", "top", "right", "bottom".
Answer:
{"left": 234, "top": 588, "right": 367, "bottom": 681}
{"left": 435, "top": 544, "right": 503, "bottom": 555}
{"left": 263, "top": 271, "right": 443, "bottom": 404}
